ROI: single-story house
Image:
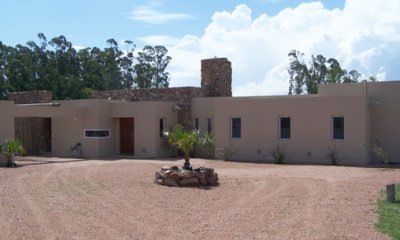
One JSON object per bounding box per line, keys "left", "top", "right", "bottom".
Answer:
{"left": 0, "top": 58, "right": 399, "bottom": 165}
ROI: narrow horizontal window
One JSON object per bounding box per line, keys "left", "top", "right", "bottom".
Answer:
{"left": 84, "top": 129, "right": 110, "bottom": 138}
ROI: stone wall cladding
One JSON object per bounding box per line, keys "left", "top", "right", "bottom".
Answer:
{"left": 8, "top": 90, "right": 52, "bottom": 104}
{"left": 201, "top": 58, "right": 232, "bottom": 97}
{"left": 91, "top": 87, "right": 203, "bottom": 129}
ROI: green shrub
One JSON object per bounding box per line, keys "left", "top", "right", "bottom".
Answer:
{"left": 270, "top": 144, "right": 288, "bottom": 164}
{"left": 194, "top": 132, "right": 215, "bottom": 159}
{"left": 326, "top": 145, "right": 342, "bottom": 165}
{"left": 371, "top": 139, "right": 389, "bottom": 166}
{"left": 0, "top": 138, "right": 25, "bottom": 167}
{"left": 216, "top": 143, "right": 238, "bottom": 161}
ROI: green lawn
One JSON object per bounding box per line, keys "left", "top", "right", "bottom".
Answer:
{"left": 377, "top": 183, "right": 400, "bottom": 240}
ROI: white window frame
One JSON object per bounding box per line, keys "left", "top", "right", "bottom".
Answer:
{"left": 84, "top": 129, "right": 111, "bottom": 138}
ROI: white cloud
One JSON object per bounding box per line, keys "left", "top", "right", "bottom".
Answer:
{"left": 130, "top": 3, "right": 192, "bottom": 25}
{"left": 138, "top": 35, "right": 181, "bottom": 46}
{"left": 164, "top": 0, "right": 400, "bottom": 96}
{"left": 72, "top": 45, "right": 86, "bottom": 51}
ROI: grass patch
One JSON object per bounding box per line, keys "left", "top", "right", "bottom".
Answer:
{"left": 376, "top": 183, "right": 400, "bottom": 239}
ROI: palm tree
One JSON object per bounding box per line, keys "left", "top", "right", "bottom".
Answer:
{"left": 166, "top": 125, "right": 199, "bottom": 170}
{"left": 1, "top": 139, "right": 25, "bottom": 167}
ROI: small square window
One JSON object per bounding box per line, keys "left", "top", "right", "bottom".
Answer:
{"left": 231, "top": 118, "right": 241, "bottom": 139}
{"left": 332, "top": 117, "right": 344, "bottom": 140}
{"left": 279, "top": 117, "right": 291, "bottom": 139}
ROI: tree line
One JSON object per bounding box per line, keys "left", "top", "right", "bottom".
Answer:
{"left": 0, "top": 33, "right": 171, "bottom": 100}
{"left": 287, "top": 50, "right": 376, "bottom": 95}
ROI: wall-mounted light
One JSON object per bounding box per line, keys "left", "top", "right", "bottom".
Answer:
{"left": 172, "top": 104, "right": 181, "bottom": 111}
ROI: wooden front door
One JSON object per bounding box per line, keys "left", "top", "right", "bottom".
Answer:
{"left": 120, "top": 118, "right": 134, "bottom": 155}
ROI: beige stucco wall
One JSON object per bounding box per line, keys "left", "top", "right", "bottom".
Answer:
{"left": 318, "top": 81, "right": 400, "bottom": 164}
{"left": 0, "top": 99, "right": 177, "bottom": 159}
{"left": 0, "top": 101, "right": 15, "bottom": 166}
{"left": 367, "top": 81, "right": 400, "bottom": 163}
{"left": 318, "top": 82, "right": 366, "bottom": 96}
{"left": 0, "top": 101, "right": 15, "bottom": 143}
{"left": 49, "top": 100, "right": 114, "bottom": 158}
{"left": 111, "top": 101, "right": 176, "bottom": 158}
{"left": 193, "top": 95, "right": 369, "bottom": 165}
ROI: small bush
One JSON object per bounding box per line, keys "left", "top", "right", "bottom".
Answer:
{"left": 270, "top": 144, "right": 288, "bottom": 164}
{"left": 194, "top": 132, "right": 215, "bottom": 159}
{"left": 216, "top": 143, "right": 238, "bottom": 161}
{"left": 371, "top": 139, "right": 389, "bottom": 166}
{"left": 326, "top": 145, "right": 342, "bottom": 165}
{"left": 0, "top": 138, "right": 25, "bottom": 167}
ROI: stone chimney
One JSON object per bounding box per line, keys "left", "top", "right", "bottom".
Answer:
{"left": 201, "top": 58, "right": 232, "bottom": 97}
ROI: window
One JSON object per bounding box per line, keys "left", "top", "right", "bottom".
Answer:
{"left": 231, "top": 118, "right": 241, "bottom": 139}
{"left": 84, "top": 129, "right": 110, "bottom": 138}
{"left": 194, "top": 118, "right": 199, "bottom": 130}
{"left": 206, "top": 117, "right": 212, "bottom": 134}
{"left": 279, "top": 117, "right": 291, "bottom": 139}
{"left": 159, "top": 118, "right": 166, "bottom": 137}
{"left": 332, "top": 117, "right": 344, "bottom": 140}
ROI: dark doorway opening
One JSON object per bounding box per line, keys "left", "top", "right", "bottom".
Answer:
{"left": 120, "top": 118, "right": 134, "bottom": 155}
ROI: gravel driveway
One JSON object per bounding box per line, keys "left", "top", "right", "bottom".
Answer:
{"left": 0, "top": 157, "right": 398, "bottom": 240}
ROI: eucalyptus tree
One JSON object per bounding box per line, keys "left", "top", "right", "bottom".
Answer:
{"left": 0, "top": 34, "right": 172, "bottom": 99}
{"left": 288, "top": 50, "right": 364, "bottom": 95}
{"left": 135, "top": 45, "right": 171, "bottom": 88}
{"left": 102, "top": 38, "right": 124, "bottom": 90}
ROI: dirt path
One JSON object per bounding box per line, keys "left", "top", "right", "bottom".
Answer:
{"left": 0, "top": 158, "right": 398, "bottom": 239}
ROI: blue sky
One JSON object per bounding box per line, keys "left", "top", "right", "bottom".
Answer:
{"left": 1, "top": 0, "right": 399, "bottom": 96}
{"left": 0, "top": 0, "right": 344, "bottom": 48}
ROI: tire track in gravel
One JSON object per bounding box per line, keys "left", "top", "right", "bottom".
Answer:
{"left": 47, "top": 162, "right": 124, "bottom": 239}
{"left": 37, "top": 161, "right": 99, "bottom": 239}
{"left": 271, "top": 178, "right": 330, "bottom": 239}
{"left": 208, "top": 173, "right": 290, "bottom": 239}
{"left": 55, "top": 162, "right": 156, "bottom": 239}
{"left": 12, "top": 164, "right": 63, "bottom": 239}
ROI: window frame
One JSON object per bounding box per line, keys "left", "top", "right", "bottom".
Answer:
{"left": 84, "top": 129, "right": 111, "bottom": 139}
{"left": 331, "top": 116, "right": 345, "bottom": 140}
{"left": 230, "top": 117, "right": 241, "bottom": 139}
{"left": 279, "top": 116, "right": 291, "bottom": 140}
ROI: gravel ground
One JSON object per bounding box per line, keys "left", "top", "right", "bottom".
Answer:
{"left": 0, "top": 157, "right": 398, "bottom": 240}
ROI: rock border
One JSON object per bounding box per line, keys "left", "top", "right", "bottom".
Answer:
{"left": 155, "top": 166, "right": 219, "bottom": 187}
